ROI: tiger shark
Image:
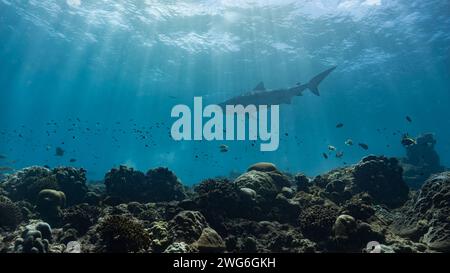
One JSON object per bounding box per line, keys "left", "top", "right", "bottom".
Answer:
{"left": 219, "top": 66, "right": 337, "bottom": 107}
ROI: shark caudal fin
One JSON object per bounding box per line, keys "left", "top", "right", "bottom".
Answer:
{"left": 307, "top": 66, "right": 337, "bottom": 96}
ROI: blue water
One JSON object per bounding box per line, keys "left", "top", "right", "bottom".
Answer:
{"left": 1, "top": 0, "right": 449, "bottom": 184}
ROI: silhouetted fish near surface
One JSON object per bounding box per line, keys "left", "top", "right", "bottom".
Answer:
{"left": 0, "top": 154, "right": 6, "bottom": 160}
{"left": 406, "top": 116, "right": 412, "bottom": 122}
{"left": 69, "top": 158, "right": 77, "bottom": 163}
{"left": 336, "top": 123, "right": 344, "bottom": 128}
{"left": 358, "top": 143, "right": 369, "bottom": 150}
{"left": 55, "top": 147, "right": 65, "bottom": 157}
{"left": 322, "top": 153, "right": 329, "bottom": 159}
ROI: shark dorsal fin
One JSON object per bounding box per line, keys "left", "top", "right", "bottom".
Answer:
{"left": 253, "top": 82, "right": 266, "bottom": 91}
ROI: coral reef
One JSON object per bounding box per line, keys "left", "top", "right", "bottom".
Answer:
{"left": 97, "top": 215, "right": 151, "bottom": 253}
{"left": 62, "top": 204, "right": 101, "bottom": 234}
{"left": 392, "top": 172, "right": 450, "bottom": 252}
{"left": 0, "top": 157, "right": 448, "bottom": 253}
{"left": 0, "top": 196, "right": 23, "bottom": 229}
{"left": 14, "top": 222, "right": 52, "bottom": 253}
{"left": 298, "top": 204, "right": 339, "bottom": 241}
{"left": 400, "top": 133, "right": 446, "bottom": 189}
{"left": 353, "top": 156, "right": 409, "bottom": 208}
{"left": 104, "top": 165, "right": 186, "bottom": 203}
{"left": 0, "top": 166, "right": 88, "bottom": 206}
{"left": 36, "top": 189, "right": 66, "bottom": 224}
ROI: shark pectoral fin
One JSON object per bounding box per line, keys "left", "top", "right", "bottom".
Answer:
{"left": 253, "top": 82, "right": 266, "bottom": 91}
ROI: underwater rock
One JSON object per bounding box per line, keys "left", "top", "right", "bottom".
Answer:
{"left": 169, "top": 210, "right": 209, "bottom": 244}
{"left": 246, "top": 162, "right": 291, "bottom": 189}
{"left": 298, "top": 204, "right": 339, "bottom": 241}
{"left": 164, "top": 242, "right": 195, "bottom": 253}
{"left": 104, "top": 165, "right": 186, "bottom": 203}
{"left": 247, "top": 162, "right": 278, "bottom": 172}
{"left": 294, "top": 173, "right": 310, "bottom": 192}
{"left": 0, "top": 166, "right": 88, "bottom": 206}
{"left": 392, "top": 172, "right": 450, "bottom": 252}
{"left": 1, "top": 166, "right": 58, "bottom": 202}
{"left": 62, "top": 204, "right": 100, "bottom": 235}
{"left": 272, "top": 193, "right": 301, "bottom": 224}
{"left": 0, "top": 156, "right": 448, "bottom": 253}
{"left": 97, "top": 215, "right": 151, "bottom": 253}
{"left": 36, "top": 189, "right": 66, "bottom": 224}
{"left": 311, "top": 156, "right": 409, "bottom": 208}
{"left": 193, "top": 227, "right": 225, "bottom": 253}
{"left": 137, "top": 204, "right": 163, "bottom": 223}
{"left": 145, "top": 167, "right": 187, "bottom": 202}
{"left": 401, "top": 133, "right": 446, "bottom": 189}
{"left": 193, "top": 179, "right": 244, "bottom": 226}
{"left": 148, "top": 221, "right": 170, "bottom": 252}
{"left": 0, "top": 196, "right": 23, "bottom": 229}
{"left": 52, "top": 167, "right": 88, "bottom": 205}
{"left": 223, "top": 219, "right": 316, "bottom": 253}
{"left": 341, "top": 193, "right": 375, "bottom": 221}
{"left": 353, "top": 155, "right": 409, "bottom": 208}
{"left": 64, "top": 241, "right": 82, "bottom": 253}
{"left": 234, "top": 170, "right": 278, "bottom": 201}
{"left": 332, "top": 215, "right": 357, "bottom": 240}
{"left": 15, "top": 222, "right": 52, "bottom": 253}
{"left": 104, "top": 165, "right": 147, "bottom": 202}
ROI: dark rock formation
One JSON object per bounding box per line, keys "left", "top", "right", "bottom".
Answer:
{"left": 97, "top": 215, "right": 151, "bottom": 253}
{"left": 169, "top": 210, "right": 209, "bottom": 244}
{"left": 0, "top": 196, "right": 23, "bottom": 229}
{"left": 0, "top": 166, "right": 88, "bottom": 206}
{"left": 298, "top": 204, "right": 339, "bottom": 241}
{"left": 104, "top": 165, "right": 186, "bottom": 203}
{"left": 353, "top": 155, "right": 409, "bottom": 208}
{"left": 392, "top": 172, "right": 450, "bottom": 252}
{"left": 0, "top": 157, "right": 448, "bottom": 253}
{"left": 401, "top": 133, "right": 446, "bottom": 189}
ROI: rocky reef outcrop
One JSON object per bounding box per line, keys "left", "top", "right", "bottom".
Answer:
{"left": 392, "top": 172, "right": 450, "bottom": 252}
{"left": 0, "top": 157, "right": 448, "bottom": 253}
{"left": 104, "top": 165, "right": 187, "bottom": 203}
{"left": 0, "top": 166, "right": 88, "bottom": 206}
{"left": 400, "top": 133, "right": 446, "bottom": 189}
{"left": 313, "top": 155, "right": 409, "bottom": 208}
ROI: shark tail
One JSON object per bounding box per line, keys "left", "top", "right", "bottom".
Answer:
{"left": 307, "top": 66, "right": 337, "bottom": 96}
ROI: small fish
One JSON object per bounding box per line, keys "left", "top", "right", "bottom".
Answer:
{"left": 401, "top": 135, "right": 416, "bottom": 147}
{"left": 328, "top": 145, "right": 336, "bottom": 151}
{"left": 55, "top": 147, "right": 65, "bottom": 157}
{"left": 322, "top": 153, "right": 329, "bottom": 159}
{"left": 0, "top": 166, "right": 14, "bottom": 172}
{"left": 69, "top": 158, "right": 77, "bottom": 163}
{"left": 336, "top": 151, "right": 344, "bottom": 158}
{"left": 336, "top": 123, "right": 344, "bottom": 128}
{"left": 0, "top": 154, "right": 6, "bottom": 160}
{"left": 406, "top": 116, "right": 412, "bottom": 122}
{"left": 344, "top": 139, "right": 353, "bottom": 146}
{"left": 358, "top": 143, "right": 369, "bottom": 150}
{"left": 219, "top": 144, "right": 229, "bottom": 153}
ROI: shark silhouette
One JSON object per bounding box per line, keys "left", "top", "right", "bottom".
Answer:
{"left": 219, "top": 66, "right": 337, "bottom": 107}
